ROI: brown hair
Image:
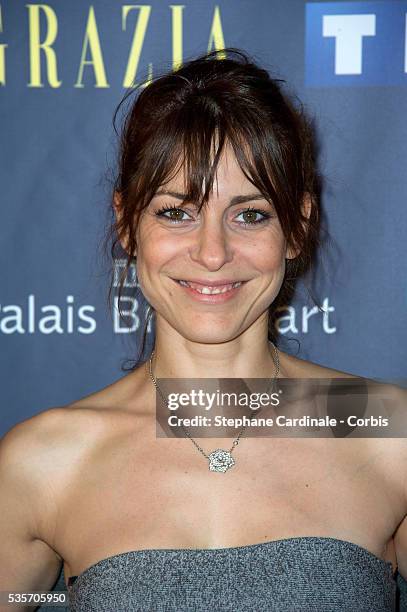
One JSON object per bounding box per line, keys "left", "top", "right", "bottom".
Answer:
{"left": 105, "top": 48, "right": 322, "bottom": 368}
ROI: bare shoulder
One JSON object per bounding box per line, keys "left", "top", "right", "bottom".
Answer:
{"left": 0, "top": 410, "right": 69, "bottom": 590}
{"left": 1, "top": 362, "right": 148, "bottom": 462}
{"left": 66, "top": 363, "right": 148, "bottom": 414}
{"left": 282, "top": 351, "right": 407, "bottom": 577}
{"left": 0, "top": 367, "right": 145, "bottom": 553}
{"left": 1, "top": 406, "right": 74, "bottom": 468}
{"left": 0, "top": 386, "right": 142, "bottom": 592}
{"left": 0, "top": 362, "right": 146, "bottom": 493}
{"left": 280, "top": 349, "right": 407, "bottom": 455}
{"left": 387, "top": 383, "right": 407, "bottom": 578}
{"left": 279, "top": 350, "right": 359, "bottom": 379}
{"left": 1, "top": 403, "right": 106, "bottom": 468}
{"left": 0, "top": 405, "right": 105, "bottom": 510}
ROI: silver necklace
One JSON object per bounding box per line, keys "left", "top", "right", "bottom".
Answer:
{"left": 148, "top": 343, "right": 280, "bottom": 473}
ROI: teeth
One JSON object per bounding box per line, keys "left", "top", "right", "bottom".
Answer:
{"left": 178, "top": 280, "right": 242, "bottom": 294}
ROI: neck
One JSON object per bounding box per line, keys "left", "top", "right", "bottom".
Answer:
{"left": 149, "top": 315, "right": 283, "bottom": 379}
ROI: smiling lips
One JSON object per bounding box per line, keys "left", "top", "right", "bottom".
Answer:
{"left": 177, "top": 279, "right": 242, "bottom": 294}
{"left": 173, "top": 278, "right": 245, "bottom": 299}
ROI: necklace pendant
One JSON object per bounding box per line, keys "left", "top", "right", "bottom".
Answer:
{"left": 208, "top": 449, "right": 235, "bottom": 473}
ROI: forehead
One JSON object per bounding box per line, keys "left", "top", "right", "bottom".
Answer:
{"left": 163, "top": 142, "right": 257, "bottom": 198}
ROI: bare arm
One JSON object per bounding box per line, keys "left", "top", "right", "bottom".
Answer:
{"left": 391, "top": 385, "right": 407, "bottom": 579}
{"left": 0, "top": 411, "right": 63, "bottom": 612}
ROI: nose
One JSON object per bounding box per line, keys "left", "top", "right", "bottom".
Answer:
{"left": 189, "top": 216, "right": 233, "bottom": 271}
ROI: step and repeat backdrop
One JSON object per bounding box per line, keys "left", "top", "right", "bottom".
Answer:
{"left": 1, "top": 0, "right": 406, "bottom": 436}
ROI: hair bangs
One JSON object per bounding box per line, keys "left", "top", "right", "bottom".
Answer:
{"left": 155, "top": 100, "right": 229, "bottom": 212}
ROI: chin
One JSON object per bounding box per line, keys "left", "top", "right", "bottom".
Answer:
{"left": 175, "top": 325, "right": 243, "bottom": 345}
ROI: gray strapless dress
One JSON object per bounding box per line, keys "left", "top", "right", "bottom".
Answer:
{"left": 66, "top": 536, "right": 397, "bottom": 611}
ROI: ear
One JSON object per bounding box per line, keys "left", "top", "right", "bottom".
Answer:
{"left": 113, "top": 190, "right": 121, "bottom": 212}
{"left": 114, "top": 190, "right": 136, "bottom": 257}
{"left": 285, "top": 192, "right": 312, "bottom": 260}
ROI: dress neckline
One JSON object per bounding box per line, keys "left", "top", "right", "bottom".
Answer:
{"left": 66, "top": 535, "right": 397, "bottom": 588}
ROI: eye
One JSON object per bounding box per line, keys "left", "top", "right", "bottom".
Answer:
{"left": 154, "top": 204, "right": 194, "bottom": 223}
{"left": 235, "top": 207, "right": 273, "bottom": 226}
{"left": 154, "top": 204, "right": 273, "bottom": 226}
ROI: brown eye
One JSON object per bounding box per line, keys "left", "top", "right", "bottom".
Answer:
{"left": 236, "top": 208, "right": 272, "bottom": 226}
{"left": 168, "top": 209, "right": 184, "bottom": 221}
{"left": 242, "top": 210, "right": 258, "bottom": 223}
{"left": 154, "top": 205, "right": 192, "bottom": 223}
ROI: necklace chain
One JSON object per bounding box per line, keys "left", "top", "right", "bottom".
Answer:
{"left": 148, "top": 343, "right": 280, "bottom": 464}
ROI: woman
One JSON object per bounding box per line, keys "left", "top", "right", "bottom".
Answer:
{"left": 1, "top": 49, "right": 406, "bottom": 612}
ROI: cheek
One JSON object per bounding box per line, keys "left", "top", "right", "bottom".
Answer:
{"left": 138, "top": 241, "right": 178, "bottom": 276}
{"left": 244, "top": 233, "right": 286, "bottom": 271}
{"left": 135, "top": 240, "right": 176, "bottom": 299}
{"left": 138, "top": 220, "right": 183, "bottom": 261}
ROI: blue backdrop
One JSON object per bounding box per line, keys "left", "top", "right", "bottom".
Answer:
{"left": 1, "top": 0, "right": 406, "bottom": 437}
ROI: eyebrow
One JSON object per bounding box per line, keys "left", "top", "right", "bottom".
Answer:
{"left": 154, "top": 190, "right": 270, "bottom": 206}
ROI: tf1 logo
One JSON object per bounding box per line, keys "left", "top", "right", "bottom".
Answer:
{"left": 306, "top": 1, "right": 407, "bottom": 86}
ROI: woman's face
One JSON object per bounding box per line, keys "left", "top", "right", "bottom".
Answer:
{"left": 135, "top": 144, "right": 292, "bottom": 343}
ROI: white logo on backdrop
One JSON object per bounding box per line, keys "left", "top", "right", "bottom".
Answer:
{"left": 0, "top": 260, "right": 337, "bottom": 335}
